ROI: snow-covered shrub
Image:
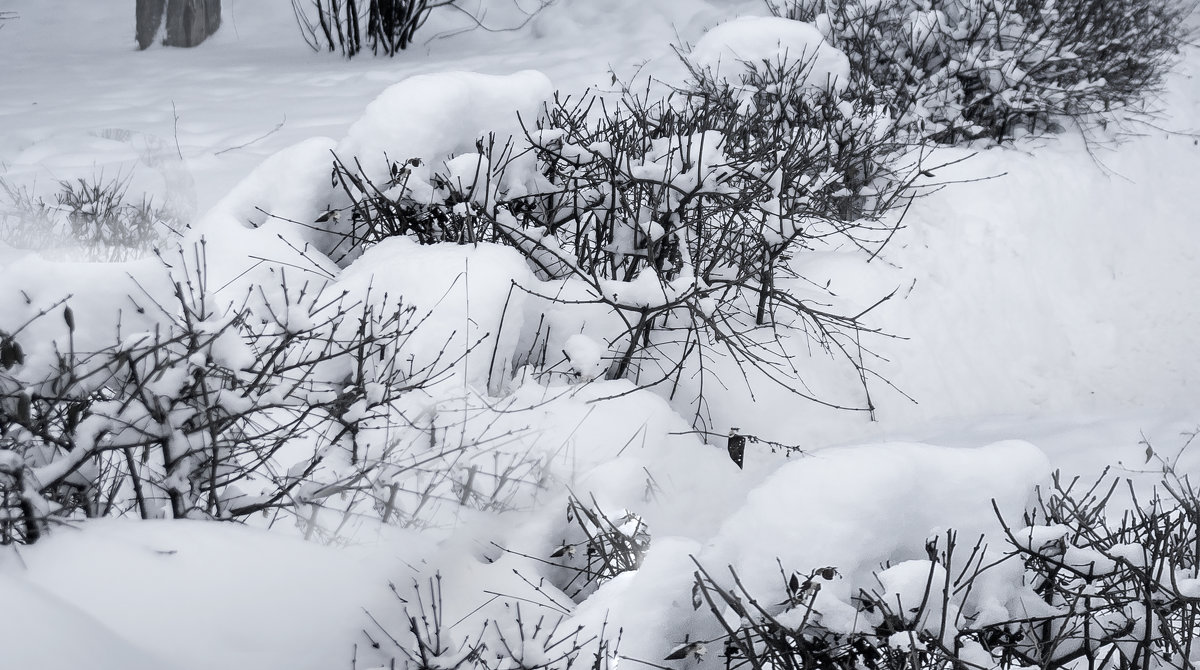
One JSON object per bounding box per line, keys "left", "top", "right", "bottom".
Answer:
{"left": 687, "top": 445, "right": 1200, "bottom": 670}
{"left": 770, "top": 0, "right": 1196, "bottom": 142}
{"left": 984, "top": 461, "right": 1200, "bottom": 670}
{"left": 0, "top": 174, "right": 177, "bottom": 261}
{"left": 362, "top": 574, "right": 621, "bottom": 670}
{"left": 325, "top": 137, "right": 514, "bottom": 263}
{"left": 309, "top": 47, "right": 927, "bottom": 424}
{"left": 0, "top": 245, "right": 472, "bottom": 538}
{"left": 499, "top": 57, "right": 922, "bottom": 419}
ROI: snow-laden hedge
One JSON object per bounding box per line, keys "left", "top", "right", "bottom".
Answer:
{"left": 771, "top": 0, "right": 1196, "bottom": 142}
{"left": 319, "top": 22, "right": 933, "bottom": 428}
{"left": 359, "top": 444, "right": 1200, "bottom": 670}
{"left": 689, "top": 456, "right": 1200, "bottom": 670}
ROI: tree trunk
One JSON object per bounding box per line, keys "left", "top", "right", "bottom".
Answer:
{"left": 135, "top": 0, "right": 166, "bottom": 50}
{"left": 138, "top": 0, "right": 221, "bottom": 49}
{"left": 205, "top": 0, "right": 221, "bottom": 36}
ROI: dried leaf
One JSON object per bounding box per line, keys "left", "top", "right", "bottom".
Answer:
{"left": 727, "top": 433, "right": 746, "bottom": 469}
{"left": 17, "top": 394, "right": 31, "bottom": 424}
{"left": 664, "top": 642, "right": 705, "bottom": 661}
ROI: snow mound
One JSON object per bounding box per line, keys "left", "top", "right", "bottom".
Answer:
{"left": 337, "top": 70, "right": 553, "bottom": 183}
{"left": 689, "top": 16, "right": 850, "bottom": 92}
{"left": 704, "top": 440, "right": 1050, "bottom": 596}
{"left": 337, "top": 235, "right": 536, "bottom": 391}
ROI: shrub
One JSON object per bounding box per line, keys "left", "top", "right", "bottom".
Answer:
{"left": 360, "top": 574, "right": 622, "bottom": 670}
{"left": 315, "top": 50, "right": 932, "bottom": 426}
{"left": 687, "top": 436, "right": 1200, "bottom": 670}
{"left": 770, "top": 0, "right": 1197, "bottom": 142}
{"left": 292, "top": 0, "right": 463, "bottom": 57}
{"left": 0, "top": 173, "right": 178, "bottom": 262}
{"left": 543, "top": 494, "right": 650, "bottom": 601}
{"left": 506, "top": 75, "right": 916, "bottom": 413}
{"left": 0, "top": 243, "right": 480, "bottom": 541}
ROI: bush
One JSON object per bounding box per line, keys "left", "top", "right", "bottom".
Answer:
{"left": 770, "top": 0, "right": 1197, "bottom": 142}
{"left": 315, "top": 49, "right": 932, "bottom": 426}
{"left": 360, "top": 574, "right": 621, "bottom": 670}
{"left": 687, "top": 436, "right": 1200, "bottom": 670}
{"left": 291, "top": 0, "right": 455, "bottom": 57}
{"left": 533, "top": 493, "right": 650, "bottom": 602}
{"left": 0, "top": 173, "right": 178, "bottom": 262}
{"left": 0, "top": 243, "right": 485, "bottom": 541}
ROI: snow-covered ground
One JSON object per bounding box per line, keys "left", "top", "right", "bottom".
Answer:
{"left": 2, "top": 1, "right": 1198, "bottom": 668}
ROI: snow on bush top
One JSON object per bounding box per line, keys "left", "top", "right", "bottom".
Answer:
{"left": 703, "top": 440, "right": 1050, "bottom": 600}
{"left": 688, "top": 16, "right": 850, "bottom": 93}
{"left": 337, "top": 70, "right": 553, "bottom": 184}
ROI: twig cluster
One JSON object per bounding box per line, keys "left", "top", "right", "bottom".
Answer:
{"left": 360, "top": 573, "right": 622, "bottom": 670}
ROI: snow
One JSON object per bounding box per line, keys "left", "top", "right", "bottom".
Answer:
{"left": 337, "top": 234, "right": 536, "bottom": 391}
{"left": 5, "top": 519, "right": 419, "bottom": 670}
{"left": 688, "top": 16, "right": 851, "bottom": 93}
{"left": 562, "top": 333, "right": 605, "bottom": 380}
{"left": 699, "top": 440, "right": 1049, "bottom": 614}
{"left": 337, "top": 69, "right": 552, "bottom": 191}
{"left": 0, "top": 571, "right": 168, "bottom": 670}
{"left": 2, "top": 0, "right": 1200, "bottom": 668}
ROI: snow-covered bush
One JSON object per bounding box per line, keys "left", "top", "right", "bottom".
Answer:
{"left": 770, "top": 0, "right": 1196, "bottom": 142}
{"left": 505, "top": 71, "right": 918, "bottom": 408}
{"left": 0, "top": 245, "right": 475, "bottom": 539}
{"left": 0, "top": 174, "right": 176, "bottom": 261}
{"left": 325, "top": 137, "right": 515, "bottom": 263}
{"left": 362, "top": 574, "right": 622, "bottom": 670}
{"left": 316, "top": 44, "right": 928, "bottom": 424}
{"left": 687, "top": 447, "right": 1200, "bottom": 670}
